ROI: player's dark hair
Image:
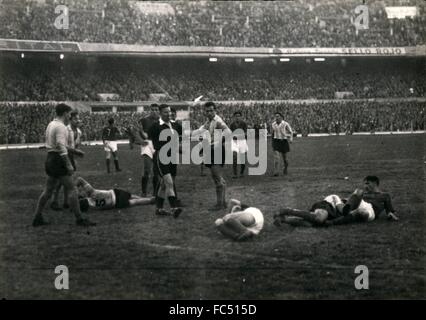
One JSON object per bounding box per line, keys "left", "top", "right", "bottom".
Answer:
{"left": 70, "top": 110, "right": 78, "bottom": 119}
{"left": 79, "top": 198, "right": 89, "bottom": 212}
{"left": 233, "top": 111, "right": 242, "bottom": 116}
{"left": 159, "top": 104, "right": 169, "bottom": 111}
{"left": 150, "top": 103, "right": 159, "bottom": 108}
{"left": 204, "top": 101, "right": 216, "bottom": 109}
{"left": 55, "top": 103, "right": 72, "bottom": 116}
{"left": 170, "top": 107, "right": 177, "bottom": 113}
{"left": 108, "top": 118, "right": 114, "bottom": 125}
{"left": 364, "top": 175, "right": 380, "bottom": 185}
{"left": 275, "top": 112, "right": 284, "bottom": 118}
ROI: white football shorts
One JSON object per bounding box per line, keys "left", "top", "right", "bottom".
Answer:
{"left": 141, "top": 140, "right": 155, "bottom": 159}
{"left": 231, "top": 139, "right": 248, "bottom": 154}
{"left": 104, "top": 141, "right": 118, "bottom": 152}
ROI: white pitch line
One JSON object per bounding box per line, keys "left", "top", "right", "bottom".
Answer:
{"left": 35, "top": 228, "right": 426, "bottom": 280}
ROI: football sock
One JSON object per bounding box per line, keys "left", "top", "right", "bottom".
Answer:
{"left": 168, "top": 196, "right": 177, "bottom": 208}
{"left": 114, "top": 160, "right": 120, "bottom": 171}
{"left": 141, "top": 176, "right": 148, "bottom": 194}
{"left": 106, "top": 159, "right": 111, "bottom": 173}
{"left": 156, "top": 197, "right": 164, "bottom": 209}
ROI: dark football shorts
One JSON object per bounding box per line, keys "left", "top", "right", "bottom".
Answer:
{"left": 113, "top": 189, "right": 132, "bottom": 209}
{"left": 204, "top": 144, "right": 226, "bottom": 168}
{"left": 272, "top": 138, "right": 290, "bottom": 153}
{"left": 310, "top": 200, "right": 338, "bottom": 219}
{"left": 154, "top": 152, "right": 177, "bottom": 177}
{"left": 45, "top": 152, "right": 68, "bottom": 178}
{"left": 69, "top": 154, "right": 76, "bottom": 171}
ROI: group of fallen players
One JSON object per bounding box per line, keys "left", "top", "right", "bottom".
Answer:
{"left": 32, "top": 102, "right": 399, "bottom": 241}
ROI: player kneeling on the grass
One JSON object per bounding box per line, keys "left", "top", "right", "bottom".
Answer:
{"left": 215, "top": 199, "right": 264, "bottom": 241}
{"left": 77, "top": 177, "right": 155, "bottom": 212}
{"left": 32, "top": 103, "right": 95, "bottom": 227}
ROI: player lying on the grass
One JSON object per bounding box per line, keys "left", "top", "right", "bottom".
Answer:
{"left": 76, "top": 177, "right": 155, "bottom": 212}
{"left": 215, "top": 199, "right": 264, "bottom": 241}
{"left": 274, "top": 176, "right": 399, "bottom": 227}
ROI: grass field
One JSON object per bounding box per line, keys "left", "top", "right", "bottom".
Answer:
{"left": 0, "top": 134, "right": 424, "bottom": 299}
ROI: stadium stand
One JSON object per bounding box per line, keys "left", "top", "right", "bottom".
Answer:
{"left": 0, "top": 56, "right": 424, "bottom": 101}
{"left": 0, "top": 0, "right": 424, "bottom": 47}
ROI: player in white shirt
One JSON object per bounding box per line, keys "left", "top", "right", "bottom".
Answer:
{"left": 191, "top": 102, "right": 232, "bottom": 211}
{"left": 51, "top": 111, "right": 84, "bottom": 210}
{"left": 76, "top": 177, "right": 155, "bottom": 212}
{"left": 215, "top": 199, "right": 264, "bottom": 241}
{"left": 271, "top": 112, "right": 293, "bottom": 176}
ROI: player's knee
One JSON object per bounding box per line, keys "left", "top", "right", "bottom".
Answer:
{"left": 314, "top": 209, "right": 328, "bottom": 223}
{"left": 215, "top": 218, "right": 224, "bottom": 227}
{"left": 353, "top": 188, "right": 364, "bottom": 197}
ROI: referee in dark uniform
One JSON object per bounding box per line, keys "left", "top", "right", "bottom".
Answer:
{"left": 149, "top": 104, "right": 182, "bottom": 218}
{"left": 32, "top": 103, "right": 96, "bottom": 227}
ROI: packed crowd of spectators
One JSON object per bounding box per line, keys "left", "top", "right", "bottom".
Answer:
{"left": 1, "top": 101, "right": 424, "bottom": 144}
{"left": 0, "top": 0, "right": 424, "bottom": 47}
{"left": 1, "top": 57, "right": 424, "bottom": 101}
{"left": 190, "top": 101, "right": 425, "bottom": 135}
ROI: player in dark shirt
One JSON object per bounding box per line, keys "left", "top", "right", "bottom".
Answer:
{"left": 229, "top": 111, "right": 248, "bottom": 178}
{"left": 274, "top": 176, "right": 398, "bottom": 227}
{"left": 135, "top": 104, "right": 159, "bottom": 196}
{"left": 328, "top": 176, "right": 399, "bottom": 225}
{"left": 148, "top": 104, "right": 183, "bottom": 218}
{"left": 170, "top": 107, "right": 184, "bottom": 206}
{"left": 102, "top": 118, "right": 121, "bottom": 173}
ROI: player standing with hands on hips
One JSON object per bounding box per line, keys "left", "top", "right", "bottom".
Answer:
{"left": 32, "top": 103, "right": 96, "bottom": 227}
{"left": 271, "top": 112, "right": 293, "bottom": 176}
{"left": 102, "top": 117, "right": 122, "bottom": 173}
{"left": 192, "top": 102, "right": 232, "bottom": 211}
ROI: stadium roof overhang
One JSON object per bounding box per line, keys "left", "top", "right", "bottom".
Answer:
{"left": 0, "top": 39, "right": 425, "bottom": 58}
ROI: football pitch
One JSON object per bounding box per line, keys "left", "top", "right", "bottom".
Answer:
{"left": 0, "top": 134, "right": 424, "bottom": 299}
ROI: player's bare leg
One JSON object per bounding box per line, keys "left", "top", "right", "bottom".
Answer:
{"left": 105, "top": 151, "right": 111, "bottom": 173}
{"left": 209, "top": 165, "right": 227, "bottom": 211}
{"left": 50, "top": 183, "right": 63, "bottom": 211}
{"left": 277, "top": 207, "right": 324, "bottom": 225}
{"left": 61, "top": 175, "right": 96, "bottom": 226}
{"left": 232, "top": 152, "right": 238, "bottom": 178}
{"left": 127, "top": 194, "right": 155, "bottom": 207}
{"left": 342, "top": 188, "right": 363, "bottom": 215}
{"left": 215, "top": 219, "right": 240, "bottom": 240}
{"left": 141, "top": 155, "right": 151, "bottom": 196}
{"left": 239, "top": 153, "right": 246, "bottom": 177}
{"left": 275, "top": 216, "right": 313, "bottom": 227}
{"left": 200, "top": 164, "right": 206, "bottom": 176}
{"left": 112, "top": 151, "right": 121, "bottom": 172}
{"left": 282, "top": 152, "right": 288, "bottom": 175}
{"left": 216, "top": 211, "right": 255, "bottom": 241}
{"left": 273, "top": 151, "right": 281, "bottom": 176}
{"left": 33, "top": 176, "right": 59, "bottom": 226}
